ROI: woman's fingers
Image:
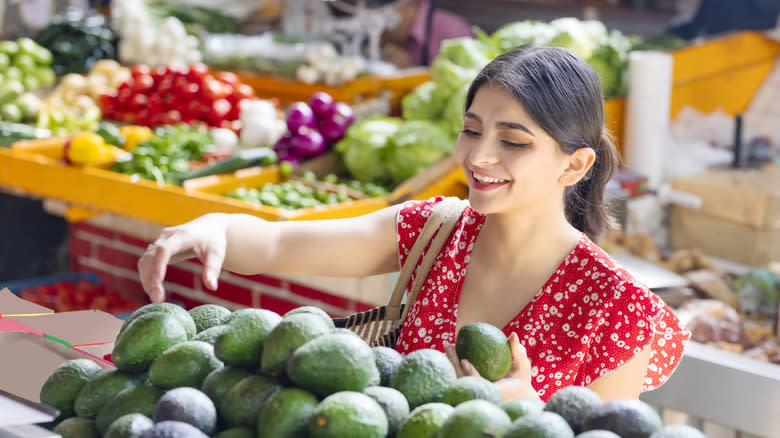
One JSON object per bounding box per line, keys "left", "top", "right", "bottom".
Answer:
{"left": 138, "top": 230, "right": 193, "bottom": 302}
{"left": 506, "top": 332, "right": 532, "bottom": 380}
{"left": 444, "top": 341, "right": 464, "bottom": 377}
{"left": 196, "top": 241, "right": 226, "bottom": 291}
{"left": 460, "top": 359, "right": 480, "bottom": 377}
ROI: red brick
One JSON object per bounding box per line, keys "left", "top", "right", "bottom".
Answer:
{"left": 258, "top": 294, "right": 298, "bottom": 314}
{"left": 97, "top": 246, "right": 140, "bottom": 272}
{"left": 234, "top": 273, "right": 283, "bottom": 288}
{"left": 118, "top": 233, "right": 151, "bottom": 249}
{"left": 205, "top": 280, "right": 252, "bottom": 307}
{"left": 164, "top": 266, "right": 195, "bottom": 289}
{"left": 288, "top": 282, "right": 350, "bottom": 311}
{"left": 168, "top": 293, "right": 207, "bottom": 310}
{"left": 72, "top": 222, "right": 115, "bottom": 239}
{"left": 354, "top": 301, "right": 378, "bottom": 313}
{"left": 70, "top": 236, "right": 93, "bottom": 260}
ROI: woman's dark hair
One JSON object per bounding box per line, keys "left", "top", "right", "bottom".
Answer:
{"left": 464, "top": 44, "right": 620, "bottom": 238}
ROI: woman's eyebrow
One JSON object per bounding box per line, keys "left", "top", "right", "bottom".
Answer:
{"left": 464, "top": 111, "right": 481, "bottom": 122}
{"left": 496, "top": 121, "right": 535, "bottom": 137}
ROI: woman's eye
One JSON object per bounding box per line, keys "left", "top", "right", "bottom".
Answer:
{"left": 501, "top": 140, "right": 531, "bottom": 149}
{"left": 461, "top": 128, "right": 481, "bottom": 137}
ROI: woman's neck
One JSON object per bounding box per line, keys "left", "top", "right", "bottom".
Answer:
{"left": 479, "top": 203, "right": 582, "bottom": 272}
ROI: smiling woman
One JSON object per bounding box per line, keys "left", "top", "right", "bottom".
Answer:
{"left": 137, "top": 44, "right": 690, "bottom": 404}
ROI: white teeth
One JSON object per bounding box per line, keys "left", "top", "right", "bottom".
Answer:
{"left": 473, "top": 172, "right": 509, "bottom": 184}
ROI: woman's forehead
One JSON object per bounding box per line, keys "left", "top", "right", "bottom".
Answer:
{"left": 469, "top": 85, "right": 535, "bottom": 123}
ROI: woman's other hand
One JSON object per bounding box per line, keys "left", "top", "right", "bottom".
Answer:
{"left": 445, "top": 332, "right": 540, "bottom": 401}
{"left": 138, "top": 213, "right": 228, "bottom": 303}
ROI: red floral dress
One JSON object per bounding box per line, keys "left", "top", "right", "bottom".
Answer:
{"left": 395, "top": 196, "right": 690, "bottom": 401}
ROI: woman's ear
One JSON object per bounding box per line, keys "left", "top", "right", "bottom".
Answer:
{"left": 559, "top": 147, "right": 596, "bottom": 186}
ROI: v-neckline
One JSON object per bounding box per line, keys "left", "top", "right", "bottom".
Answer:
{"left": 451, "top": 216, "right": 587, "bottom": 333}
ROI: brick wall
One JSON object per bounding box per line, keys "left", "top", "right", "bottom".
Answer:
{"left": 69, "top": 221, "right": 381, "bottom": 317}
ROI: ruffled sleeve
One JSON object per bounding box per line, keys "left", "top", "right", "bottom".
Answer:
{"left": 578, "top": 281, "right": 690, "bottom": 391}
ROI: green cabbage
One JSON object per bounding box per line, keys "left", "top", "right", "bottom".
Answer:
{"left": 401, "top": 81, "right": 443, "bottom": 121}
{"left": 385, "top": 120, "right": 454, "bottom": 184}
{"left": 334, "top": 117, "right": 402, "bottom": 183}
{"left": 441, "top": 83, "right": 469, "bottom": 139}
{"left": 438, "top": 37, "right": 491, "bottom": 70}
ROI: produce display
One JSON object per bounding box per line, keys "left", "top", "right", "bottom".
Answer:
{"left": 64, "top": 131, "right": 128, "bottom": 168}
{"left": 34, "top": 9, "right": 118, "bottom": 75}
{"left": 274, "top": 92, "right": 355, "bottom": 165}
{"left": 40, "top": 302, "right": 709, "bottom": 438}
{"left": 111, "top": 123, "right": 216, "bottom": 184}
{"left": 0, "top": 121, "right": 51, "bottom": 147}
{"left": 226, "top": 170, "right": 389, "bottom": 210}
{"left": 144, "top": 1, "right": 240, "bottom": 35}
{"left": 100, "top": 64, "right": 254, "bottom": 129}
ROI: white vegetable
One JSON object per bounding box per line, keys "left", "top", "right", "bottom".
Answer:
{"left": 211, "top": 128, "right": 239, "bottom": 151}
{"left": 296, "top": 65, "right": 319, "bottom": 85}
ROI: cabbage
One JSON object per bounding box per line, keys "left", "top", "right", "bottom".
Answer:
{"left": 401, "top": 81, "right": 443, "bottom": 121}
{"left": 385, "top": 120, "right": 454, "bottom": 183}
{"left": 334, "top": 117, "right": 402, "bottom": 183}
{"left": 587, "top": 30, "right": 633, "bottom": 98}
{"left": 549, "top": 17, "right": 594, "bottom": 60}
{"left": 441, "top": 83, "right": 469, "bottom": 139}
{"left": 490, "top": 20, "right": 555, "bottom": 53}
{"left": 438, "top": 38, "right": 491, "bottom": 70}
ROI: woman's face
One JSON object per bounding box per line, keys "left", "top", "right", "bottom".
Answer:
{"left": 455, "top": 84, "right": 571, "bottom": 215}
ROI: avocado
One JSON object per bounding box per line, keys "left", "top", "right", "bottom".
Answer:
{"left": 104, "top": 413, "right": 153, "bottom": 438}
{"left": 75, "top": 368, "right": 139, "bottom": 418}
{"left": 287, "top": 332, "right": 380, "bottom": 397}
{"left": 649, "top": 424, "right": 707, "bottom": 438}
{"left": 388, "top": 348, "right": 457, "bottom": 409}
{"left": 39, "top": 358, "right": 102, "bottom": 418}
{"left": 152, "top": 387, "right": 217, "bottom": 435}
{"left": 284, "top": 305, "right": 335, "bottom": 329}
{"left": 501, "top": 398, "right": 545, "bottom": 421}
{"left": 214, "top": 428, "right": 256, "bottom": 438}
{"left": 545, "top": 385, "right": 603, "bottom": 433}
{"left": 455, "top": 322, "right": 512, "bottom": 381}
{"left": 192, "top": 325, "right": 230, "bottom": 345}
{"left": 442, "top": 375, "right": 502, "bottom": 406}
{"left": 577, "top": 431, "right": 622, "bottom": 438}
{"left": 200, "top": 366, "right": 252, "bottom": 409}
{"left": 112, "top": 312, "right": 189, "bottom": 372}
{"left": 257, "top": 387, "right": 319, "bottom": 438}
{"left": 504, "top": 411, "right": 575, "bottom": 438}
{"left": 308, "top": 391, "right": 388, "bottom": 438}
{"left": 396, "top": 402, "right": 454, "bottom": 438}
{"left": 583, "top": 399, "right": 663, "bottom": 438}
{"left": 149, "top": 341, "right": 223, "bottom": 389}
{"left": 52, "top": 416, "right": 100, "bottom": 438}
{"left": 119, "top": 303, "right": 196, "bottom": 340}
{"left": 139, "top": 421, "right": 209, "bottom": 438}
{"left": 220, "top": 374, "right": 283, "bottom": 429}
{"left": 436, "top": 399, "right": 512, "bottom": 438}
{"left": 261, "top": 312, "right": 332, "bottom": 376}
{"left": 214, "top": 308, "right": 281, "bottom": 368}
{"left": 189, "top": 304, "right": 232, "bottom": 333}
{"left": 363, "top": 386, "right": 410, "bottom": 437}
{"left": 96, "top": 385, "right": 165, "bottom": 435}
{"left": 372, "top": 346, "right": 403, "bottom": 386}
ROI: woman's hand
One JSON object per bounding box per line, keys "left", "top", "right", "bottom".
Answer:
{"left": 138, "top": 213, "right": 229, "bottom": 303}
{"left": 445, "top": 332, "right": 541, "bottom": 401}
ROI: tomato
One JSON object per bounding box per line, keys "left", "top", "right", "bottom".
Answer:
{"left": 116, "top": 87, "right": 133, "bottom": 106}
{"left": 226, "top": 103, "right": 240, "bottom": 121}
{"left": 177, "top": 82, "right": 199, "bottom": 100}
{"left": 186, "top": 62, "right": 210, "bottom": 83}
{"left": 146, "top": 94, "right": 163, "bottom": 113}
{"left": 215, "top": 71, "right": 240, "bottom": 87}
{"left": 157, "top": 77, "right": 176, "bottom": 98}
{"left": 134, "top": 108, "right": 151, "bottom": 126}
{"left": 121, "top": 112, "right": 137, "bottom": 124}
{"left": 130, "top": 93, "right": 148, "bottom": 109}
{"left": 132, "top": 74, "right": 155, "bottom": 94}
{"left": 161, "top": 109, "right": 182, "bottom": 125}
{"left": 230, "top": 84, "right": 255, "bottom": 102}
{"left": 152, "top": 66, "right": 168, "bottom": 82}
{"left": 201, "top": 78, "right": 228, "bottom": 101}
{"left": 131, "top": 64, "right": 152, "bottom": 78}
{"left": 209, "top": 98, "right": 231, "bottom": 124}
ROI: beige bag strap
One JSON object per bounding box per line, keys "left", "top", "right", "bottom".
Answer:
{"left": 385, "top": 197, "right": 468, "bottom": 322}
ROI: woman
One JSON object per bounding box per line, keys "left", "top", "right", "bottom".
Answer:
{"left": 138, "top": 44, "right": 689, "bottom": 403}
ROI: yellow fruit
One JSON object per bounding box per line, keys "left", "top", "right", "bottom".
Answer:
{"left": 119, "top": 126, "right": 153, "bottom": 151}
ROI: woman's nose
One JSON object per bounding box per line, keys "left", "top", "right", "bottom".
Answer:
{"left": 468, "top": 137, "right": 500, "bottom": 166}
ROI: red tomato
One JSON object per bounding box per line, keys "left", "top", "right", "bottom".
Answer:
{"left": 130, "top": 93, "right": 148, "bottom": 109}
{"left": 201, "top": 78, "right": 228, "bottom": 101}
{"left": 186, "top": 62, "right": 210, "bottom": 83}
{"left": 116, "top": 87, "right": 134, "bottom": 107}
{"left": 231, "top": 84, "right": 255, "bottom": 102}
{"left": 161, "top": 109, "right": 182, "bottom": 125}
{"left": 177, "top": 82, "right": 200, "bottom": 100}
{"left": 157, "top": 77, "right": 175, "bottom": 98}
{"left": 132, "top": 74, "right": 155, "bottom": 94}
{"left": 215, "top": 71, "right": 240, "bottom": 87}
{"left": 121, "top": 112, "right": 137, "bottom": 124}
{"left": 131, "top": 64, "right": 152, "bottom": 78}
{"left": 209, "top": 98, "right": 231, "bottom": 124}
{"left": 226, "top": 103, "right": 240, "bottom": 121}
{"left": 135, "top": 108, "right": 151, "bottom": 126}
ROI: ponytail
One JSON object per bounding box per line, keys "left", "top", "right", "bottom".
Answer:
{"left": 565, "top": 129, "right": 620, "bottom": 239}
